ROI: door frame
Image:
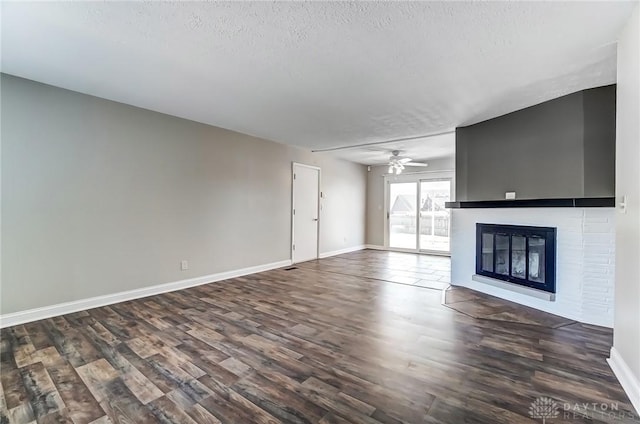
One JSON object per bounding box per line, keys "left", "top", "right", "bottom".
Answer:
{"left": 384, "top": 170, "right": 454, "bottom": 256}
{"left": 291, "top": 162, "right": 321, "bottom": 263}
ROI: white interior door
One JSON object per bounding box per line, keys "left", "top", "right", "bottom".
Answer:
{"left": 292, "top": 163, "right": 320, "bottom": 263}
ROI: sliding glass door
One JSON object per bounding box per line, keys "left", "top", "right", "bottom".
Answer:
{"left": 419, "top": 179, "right": 451, "bottom": 253}
{"left": 386, "top": 177, "right": 452, "bottom": 254}
{"left": 388, "top": 182, "right": 418, "bottom": 250}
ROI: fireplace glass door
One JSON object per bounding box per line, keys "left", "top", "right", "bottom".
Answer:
{"left": 528, "top": 237, "right": 546, "bottom": 283}
{"left": 476, "top": 224, "right": 556, "bottom": 293}
{"left": 511, "top": 235, "right": 527, "bottom": 279}
{"left": 481, "top": 233, "right": 494, "bottom": 273}
{"left": 495, "top": 234, "right": 510, "bottom": 276}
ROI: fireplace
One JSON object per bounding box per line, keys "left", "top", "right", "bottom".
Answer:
{"left": 476, "top": 223, "right": 556, "bottom": 294}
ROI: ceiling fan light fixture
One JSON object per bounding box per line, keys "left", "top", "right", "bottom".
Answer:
{"left": 387, "top": 150, "right": 427, "bottom": 172}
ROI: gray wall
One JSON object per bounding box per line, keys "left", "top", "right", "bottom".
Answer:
{"left": 455, "top": 85, "right": 616, "bottom": 201}
{"left": 1, "top": 74, "right": 367, "bottom": 314}
{"left": 366, "top": 156, "right": 455, "bottom": 246}
{"left": 584, "top": 86, "right": 617, "bottom": 197}
{"left": 614, "top": 4, "right": 640, "bottom": 388}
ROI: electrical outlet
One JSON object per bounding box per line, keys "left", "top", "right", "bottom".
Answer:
{"left": 181, "top": 260, "right": 189, "bottom": 271}
{"left": 506, "top": 192, "right": 516, "bottom": 200}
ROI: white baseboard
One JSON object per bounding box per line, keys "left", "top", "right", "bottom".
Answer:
{"left": 0, "top": 259, "right": 292, "bottom": 328}
{"left": 608, "top": 347, "right": 640, "bottom": 415}
{"left": 319, "top": 245, "right": 366, "bottom": 259}
{"left": 364, "top": 244, "right": 386, "bottom": 250}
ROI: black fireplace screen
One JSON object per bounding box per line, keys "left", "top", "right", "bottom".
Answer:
{"left": 476, "top": 223, "right": 556, "bottom": 293}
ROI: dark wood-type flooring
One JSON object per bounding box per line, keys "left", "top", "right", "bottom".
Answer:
{"left": 443, "top": 286, "right": 577, "bottom": 328}
{"left": 1, "top": 250, "right": 638, "bottom": 423}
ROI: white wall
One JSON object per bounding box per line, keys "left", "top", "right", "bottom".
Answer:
{"left": 0, "top": 74, "right": 367, "bottom": 315}
{"left": 451, "top": 208, "right": 615, "bottom": 327}
{"left": 366, "top": 156, "right": 455, "bottom": 246}
{"left": 611, "top": 3, "right": 640, "bottom": 412}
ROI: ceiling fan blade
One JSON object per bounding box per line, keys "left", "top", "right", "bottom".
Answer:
{"left": 404, "top": 162, "right": 428, "bottom": 167}
{"left": 398, "top": 158, "right": 412, "bottom": 163}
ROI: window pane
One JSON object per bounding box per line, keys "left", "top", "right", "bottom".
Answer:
{"left": 389, "top": 183, "right": 417, "bottom": 249}
{"left": 481, "top": 233, "right": 494, "bottom": 272}
{"left": 528, "top": 237, "right": 546, "bottom": 283}
{"left": 511, "top": 235, "right": 526, "bottom": 279}
{"left": 495, "top": 234, "right": 509, "bottom": 275}
{"left": 419, "top": 180, "right": 451, "bottom": 252}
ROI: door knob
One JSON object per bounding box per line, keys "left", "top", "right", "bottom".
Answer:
{"left": 313, "top": 218, "right": 318, "bottom": 221}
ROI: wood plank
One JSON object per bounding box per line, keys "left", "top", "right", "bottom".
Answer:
{"left": 6, "top": 401, "right": 35, "bottom": 424}
{"left": 147, "top": 396, "right": 198, "bottom": 424}
{"left": 19, "top": 362, "right": 66, "bottom": 418}
{"left": 97, "top": 378, "right": 159, "bottom": 424}
{"left": 197, "top": 375, "right": 274, "bottom": 424}
{"left": 184, "top": 403, "right": 222, "bottom": 424}
{"left": 42, "top": 352, "right": 105, "bottom": 424}
{"left": 75, "top": 359, "right": 119, "bottom": 404}
{"left": 1, "top": 368, "right": 29, "bottom": 410}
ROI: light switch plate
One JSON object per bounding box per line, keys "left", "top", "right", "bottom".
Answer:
{"left": 620, "top": 195, "right": 627, "bottom": 214}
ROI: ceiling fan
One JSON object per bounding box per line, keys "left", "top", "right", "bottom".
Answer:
{"left": 387, "top": 150, "right": 428, "bottom": 174}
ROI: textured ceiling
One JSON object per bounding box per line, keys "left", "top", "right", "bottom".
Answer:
{"left": 1, "top": 2, "right": 635, "bottom": 153}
